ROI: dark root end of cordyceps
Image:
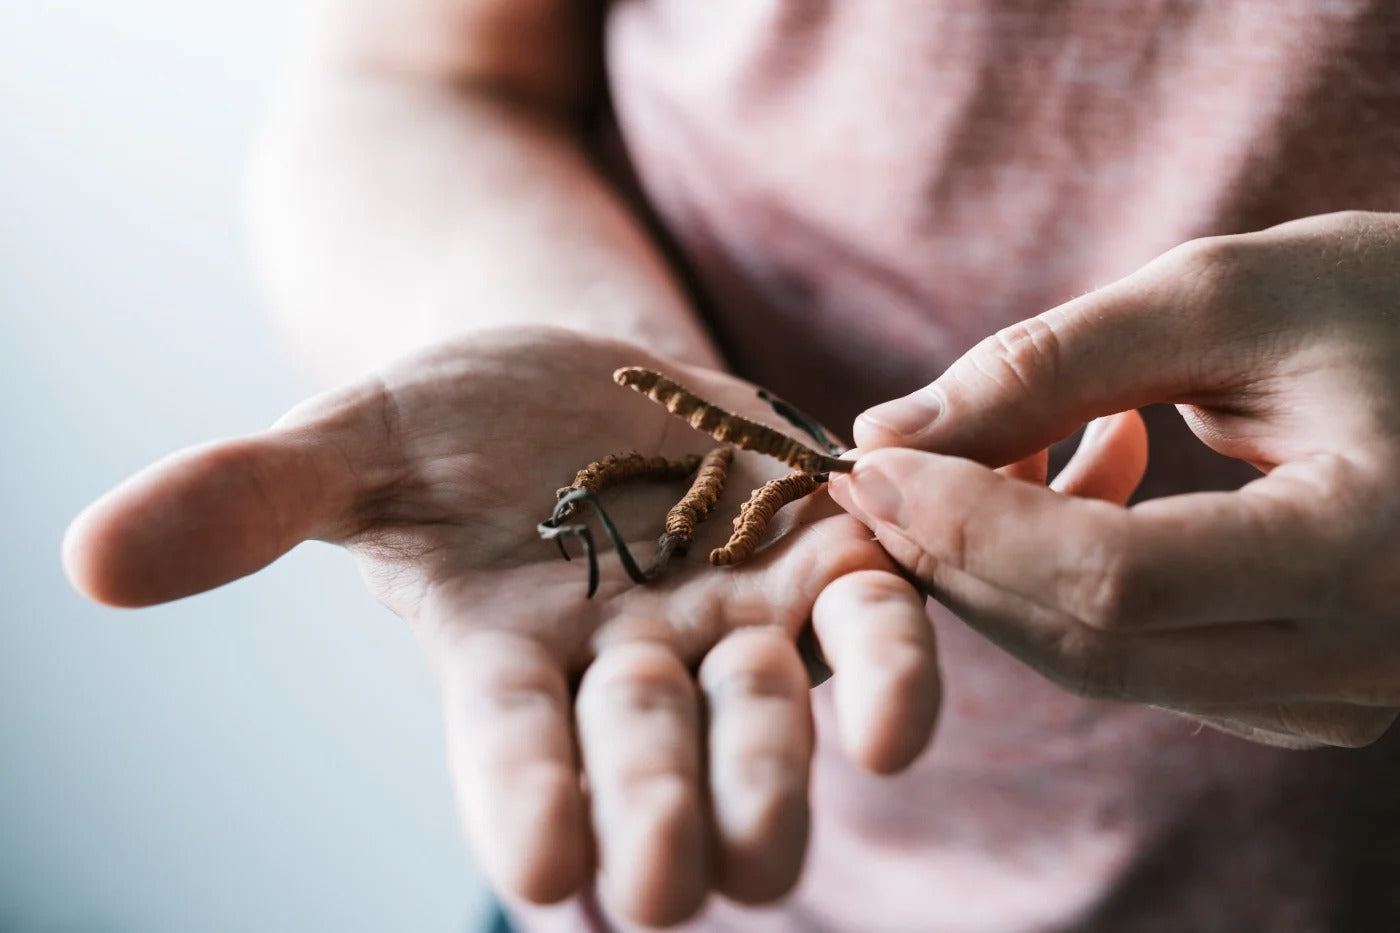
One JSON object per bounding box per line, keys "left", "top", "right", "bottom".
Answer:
{"left": 539, "top": 488, "right": 650, "bottom": 598}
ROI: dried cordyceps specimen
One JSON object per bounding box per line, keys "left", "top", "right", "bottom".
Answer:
{"left": 614, "top": 367, "right": 853, "bottom": 475}
{"left": 555, "top": 451, "right": 704, "bottom": 522}
{"left": 540, "top": 366, "right": 849, "bottom": 599}
{"left": 537, "top": 446, "right": 734, "bottom": 596}
{"left": 709, "top": 472, "right": 823, "bottom": 566}
{"left": 539, "top": 369, "right": 846, "bottom": 686}
{"left": 650, "top": 446, "right": 734, "bottom": 574}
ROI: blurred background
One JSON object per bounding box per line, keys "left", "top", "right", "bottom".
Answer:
{"left": 1, "top": 2, "right": 487, "bottom": 930}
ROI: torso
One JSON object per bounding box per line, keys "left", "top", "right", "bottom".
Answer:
{"left": 519, "top": 3, "right": 1400, "bottom": 928}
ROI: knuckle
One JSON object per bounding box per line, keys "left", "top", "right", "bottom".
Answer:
{"left": 975, "top": 316, "right": 1065, "bottom": 399}
{"left": 1071, "top": 564, "right": 1132, "bottom": 631}
{"left": 579, "top": 642, "right": 693, "bottom": 714}
{"left": 1161, "top": 234, "right": 1249, "bottom": 298}
{"left": 702, "top": 625, "right": 794, "bottom": 671}
{"left": 843, "top": 568, "right": 918, "bottom": 605}
{"left": 867, "top": 635, "right": 938, "bottom": 696}
{"left": 700, "top": 634, "right": 807, "bottom": 704}
{"left": 629, "top": 772, "right": 698, "bottom": 823}
{"left": 865, "top": 524, "right": 946, "bottom": 586}
{"left": 443, "top": 642, "right": 564, "bottom": 718}
{"left": 1064, "top": 527, "right": 1139, "bottom": 631}
{"left": 903, "top": 546, "right": 944, "bottom": 591}
{"left": 720, "top": 750, "right": 810, "bottom": 814}
{"left": 852, "top": 608, "right": 939, "bottom": 699}
{"left": 476, "top": 671, "right": 565, "bottom": 720}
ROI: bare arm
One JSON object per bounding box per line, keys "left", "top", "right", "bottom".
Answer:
{"left": 248, "top": 0, "right": 722, "bottom": 383}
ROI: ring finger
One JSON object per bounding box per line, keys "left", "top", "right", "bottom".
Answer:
{"left": 698, "top": 626, "right": 814, "bottom": 904}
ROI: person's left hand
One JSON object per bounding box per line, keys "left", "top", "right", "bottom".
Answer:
{"left": 829, "top": 210, "right": 1400, "bottom": 750}
{"left": 63, "top": 328, "right": 940, "bottom": 926}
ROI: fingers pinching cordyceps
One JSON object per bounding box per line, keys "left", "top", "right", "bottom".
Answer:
{"left": 835, "top": 447, "right": 1400, "bottom": 747}
{"left": 830, "top": 224, "right": 1400, "bottom": 750}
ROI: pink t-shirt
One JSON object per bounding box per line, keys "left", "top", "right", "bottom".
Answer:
{"left": 517, "top": 2, "right": 1400, "bottom": 929}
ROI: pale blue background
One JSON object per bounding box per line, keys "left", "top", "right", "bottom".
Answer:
{"left": 1, "top": 2, "right": 487, "bottom": 930}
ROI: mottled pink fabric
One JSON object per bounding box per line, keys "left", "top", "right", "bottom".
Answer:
{"left": 515, "top": 2, "right": 1400, "bottom": 930}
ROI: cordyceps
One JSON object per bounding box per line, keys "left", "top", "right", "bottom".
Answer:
{"left": 537, "top": 366, "right": 849, "bottom": 597}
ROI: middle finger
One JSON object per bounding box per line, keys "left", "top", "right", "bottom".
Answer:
{"left": 576, "top": 640, "right": 708, "bottom": 927}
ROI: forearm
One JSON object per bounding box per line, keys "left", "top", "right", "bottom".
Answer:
{"left": 247, "top": 65, "right": 721, "bottom": 383}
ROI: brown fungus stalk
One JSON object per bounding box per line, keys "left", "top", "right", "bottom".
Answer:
{"left": 613, "top": 367, "right": 852, "bottom": 475}
{"left": 650, "top": 445, "right": 734, "bottom": 574}
{"left": 555, "top": 451, "right": 704, "bottom": 522}
{"left": 539, "top": 366, "right": 849, "bottom": 598}
{"left": 709, "top": 472, "right": 823, "bottom": 566}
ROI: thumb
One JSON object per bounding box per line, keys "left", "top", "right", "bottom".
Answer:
{"left": 855, "top": 254, "right": 1210, "bottom": 466}
{"left": 62, "top": 431, "right": 367, "bottom": 608}
{"left": 62, "top": 378, "right": 408, "bottom": 609}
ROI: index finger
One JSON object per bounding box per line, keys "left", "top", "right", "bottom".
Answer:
{"left": 855, "top": 240, "right": 1222, "bottom": 464}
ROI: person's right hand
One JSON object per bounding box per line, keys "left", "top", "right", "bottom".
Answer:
{"left": 63, "top": 327, "right": 940, "bottom": 926}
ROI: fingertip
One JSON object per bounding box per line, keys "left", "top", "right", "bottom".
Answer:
{"left": 1050, "top": 410, "right": 1149, "bottom": 503}
{"left": 853, "top": 396, "right": 937, "bottom": 452}
{"left": 997, "top": 448, "right": 1050, "bottom": 485}
{"left": 484, "top": 767, "right": 593, "bottom": 906}
{"left": 714, "top": 794, "right": 808, "bottom": 905}
{"left": 825, "top": 470, "right": 865, "bottom": 527}
{"left": 62, "top": 500, "right": 114, "bottom": 606}
{"left": 842, "top": 643, "right": 941, "bottom": 774}
{"left": 61, "top": 474, "right": 184, "bottom": 608}
{"left": 813, "top": 572, "right": 941, "bottom": 774}
{"left": 61, "top": 436, "right": 356, "bottom": 607}
{"left": 849, "top": 446, "right": 928, "bottom": 478}
{"left": 852, "top": 415, "right": 898, "bottom": 452}
{"left": 599, "top": 777, "right": 710, "bottom": 927}
{"left": 61, "top": 442, "right": 252, "bottom": 606}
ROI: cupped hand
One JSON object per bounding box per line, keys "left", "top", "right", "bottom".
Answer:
{"left": 63, "top": 327, "right": 939, "bottom": 926}
{"left": 830, "top": 210, "right": 1400, "bottom": 751}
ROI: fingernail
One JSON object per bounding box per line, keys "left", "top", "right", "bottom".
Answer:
{"left": 827, "top": 473, "right": 875, "bottom": 527}
{"left": 849, "top": 465, "right": 907, "bottom": 527}
{"left": 858, "top": 389, "right": 942, "bottom": 438}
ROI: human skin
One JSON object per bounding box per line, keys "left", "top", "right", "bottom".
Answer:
{"left": 830, "top": 211, "right": 1400, "bottom": 750}
{"left": 67, "top": 3, "right": 1400, "bottom": 925}
{"left": 61, "top": 1, "right": 947, "bottom": 926}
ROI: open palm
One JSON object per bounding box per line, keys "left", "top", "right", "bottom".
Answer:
{"left": 64, "top": 327, "right": 940, "bottom": 926}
